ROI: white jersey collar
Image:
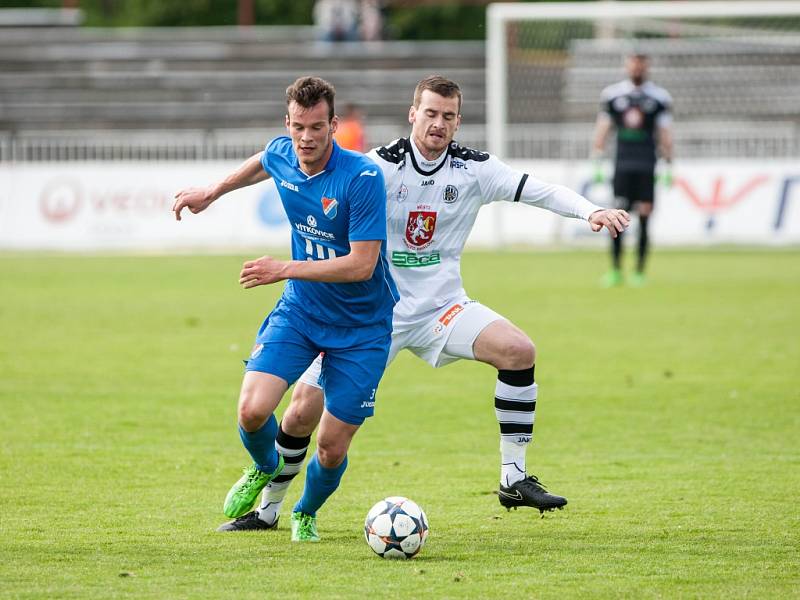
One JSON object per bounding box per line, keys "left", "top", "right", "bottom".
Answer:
{"left": 408, "top": 137, "right": 449, "bottom": 176}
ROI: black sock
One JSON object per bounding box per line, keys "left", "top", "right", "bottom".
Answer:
{"left": 612, "top": 232, "right": 623, "bottom": 269}
{"left": 637, "top": 215, "right": 649, "bottom": 273}
{"left": 498, "top": 365, "right": 535, "bottom": 387}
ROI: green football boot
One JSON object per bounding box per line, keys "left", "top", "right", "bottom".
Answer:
{"left": 630, "top": 271, "right": 647, "bottom": 287}
{"left": 223, "top": 456, "right": 284, "bottom": 518}
{"left": 290, "top": 511, "right": 320, "bottom": 542}
{"left": 602, "top": 268, "right": 623, "bottom": 288}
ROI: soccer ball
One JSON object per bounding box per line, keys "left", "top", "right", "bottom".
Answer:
{"left": 364, "top": 496, "right": 429, "bottom": 559}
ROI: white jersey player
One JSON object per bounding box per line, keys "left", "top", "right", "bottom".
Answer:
{"left": 371, "top": 134, "right": 605, "bottom": 367}
{"left": 217, "top": 76, "right": 630, "bottom": 532}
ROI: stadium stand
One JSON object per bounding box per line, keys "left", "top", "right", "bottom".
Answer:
{"left": 500, "top": 36, "right": 800, "bottom": 160}
{"left": 2, "top": 24, "right": 798, "bottom": 161}
{"left": 0, "top": 27, "right": 485, "bottom": 131}
{"left": 0, "top": 8, "right": 82, "bottom": 27}
{"left": 563, "top": 38, "right": 800, "bottom": 122}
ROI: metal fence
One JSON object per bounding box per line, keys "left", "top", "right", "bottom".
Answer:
{"left": 2, "top": 121, "right": 798, "bottom": 163}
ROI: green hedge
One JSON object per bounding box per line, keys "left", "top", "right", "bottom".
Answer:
{"left": 1, "top": 0, "right": 601, "bottom": 38}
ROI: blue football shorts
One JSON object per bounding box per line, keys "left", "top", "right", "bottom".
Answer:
{"left": 245, "top": 300, "right": 391, "bottom": 426}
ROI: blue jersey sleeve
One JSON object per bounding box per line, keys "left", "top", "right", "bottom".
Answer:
{"left": 260, "top": 138, "right": 282, "bottom": 177}
{"left": 347, "top": 166, "right": 387, "bottom": 242}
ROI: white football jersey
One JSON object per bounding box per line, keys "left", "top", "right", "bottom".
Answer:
{"left": 367, "top": 137, "right": 600, "bottom": 330}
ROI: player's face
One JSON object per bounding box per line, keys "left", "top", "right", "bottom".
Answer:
{"left": 286, "top": 100, "right": 338, "bottom": 175}
{"left": 409, "top": 90, "right": 461, "bottom": 160}
{"left": 627, "top": 56, "right": 649, "bottom": 85}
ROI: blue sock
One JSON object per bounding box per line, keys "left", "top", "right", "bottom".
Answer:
{"left": 238, "top": 416, "right": 279, "bottom": 473}
{"left": 294, "top": 453, "right": 348, "bottom": 517}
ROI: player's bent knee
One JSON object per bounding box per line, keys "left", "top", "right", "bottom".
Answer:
{"left": 237, "top": 398, "right": 269, "bottom": 431}
{"left": 284, "top": 386, "right": 324, "bottom": 436}
{"left": 292, "top": 408, "right": 321, "bottom": 433}
{"left": 504, "top": 335, "right": 535, "bottom": 370}
{"left": 282, "top": 409, "right": 315, "bottom": 436}
{"left": 495, "top": 326, "right": 536, "bottom": 371}
{"left": 315, "top": 438, "right": 347, "bottom": 469}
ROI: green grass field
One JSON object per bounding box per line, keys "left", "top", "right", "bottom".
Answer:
{"left": 1, "top": 249, "right": 798, "bottom": 599}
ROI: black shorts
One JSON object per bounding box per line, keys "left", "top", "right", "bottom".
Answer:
{"left": 613, "top": 170, "right": 655, "bottom": 210}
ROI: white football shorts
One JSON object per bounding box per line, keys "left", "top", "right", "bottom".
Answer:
{"left": 297, "top": 299, "right": 505, "bottom": 388}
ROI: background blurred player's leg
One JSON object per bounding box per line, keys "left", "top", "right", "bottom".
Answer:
{"left": 633, "top": 174, "right": 655, "bottom": 285}
{"left": 636, "top": 212, "right": 651, "bottom": 278}
{"left": 611, "top": 229, "right": 624, "bottom": 276}
{"left": 606, "top": 171, "right": 631, "bottom": 286}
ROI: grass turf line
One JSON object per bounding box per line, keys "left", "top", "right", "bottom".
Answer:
{"left": 0, "top": 249, "right": 798, "bottom": 599}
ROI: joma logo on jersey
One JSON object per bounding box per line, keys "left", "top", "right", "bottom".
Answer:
{"left": 280, "top": 180, "right": 299, "bottom": 192}
{"left": 321, "top": 196, "right": 338, "bottom": 219}
{"left": 404, "top": 210, "right": 437, "bottom": 250}
{"left": 391, "top": 250, "right": 440, "bottom": 268}
{"left": 420, "top": 179, "right": 435, "bottom": 186}
{"left": 438, "top": 304, "right": 464, "bottom": 327}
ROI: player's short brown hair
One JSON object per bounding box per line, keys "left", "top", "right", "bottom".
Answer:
{"left": 413, "top": 75, "right": 462, "bottom": 112}
{"left": 286, "top": 76, "right": 336, "bottom": 121}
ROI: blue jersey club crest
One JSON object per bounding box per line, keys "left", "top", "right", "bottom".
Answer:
{"left": 321, "top": 196, "right": 338, "bottom": 219}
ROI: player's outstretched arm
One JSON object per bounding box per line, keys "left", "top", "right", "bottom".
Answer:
{"left": 239, "top": 240, "right": 382, "bottom": 288}
{"left": 172, "top": 152, "right": 270, "bottom": 220}
{"left": 588, "top": 209, "right": 631, "bottom": 238}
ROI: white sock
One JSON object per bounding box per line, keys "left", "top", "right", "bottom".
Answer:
{"left": 495, "top": 379, "right": 537, "bottom": 486}
{"left": 501, "top": 440, "right": 528, "bottom": 486}
{"left": 255, "top": 426, "right": 310, "bottom": 525}
{"left": 256, "top": 484, "right": 286, "bottom": 525}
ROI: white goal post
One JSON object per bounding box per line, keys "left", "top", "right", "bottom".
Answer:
{"left": 486, "top": 0, "right": 800, "bottom": 159}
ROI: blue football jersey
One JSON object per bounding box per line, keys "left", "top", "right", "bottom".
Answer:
{"left": 261, "top": 137, "right": 398, "bottom": 328}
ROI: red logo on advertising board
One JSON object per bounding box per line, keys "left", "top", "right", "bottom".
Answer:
{"left": 677, "top": 175, "right": 769, "bottom": 229}
{"left": 40, "top": 178, "right": 83, "bottom": 223}
{"left": 405, "top": 210, "right": 437, "bottom": 250}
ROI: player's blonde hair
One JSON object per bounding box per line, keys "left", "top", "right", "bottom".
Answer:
{"left": 413, "top": 75, "right": 462, "bottom": 112}
{"left": 286, "top": 76, "right": 336, "bottom": 121}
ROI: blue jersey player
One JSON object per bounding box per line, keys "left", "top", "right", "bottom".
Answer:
{"left": 172, "top": 76, "right": 398, "bottom": 542}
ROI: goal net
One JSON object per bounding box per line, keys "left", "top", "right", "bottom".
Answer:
{"left": 486, "top": 1, "right": 800, "bottom": 160}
